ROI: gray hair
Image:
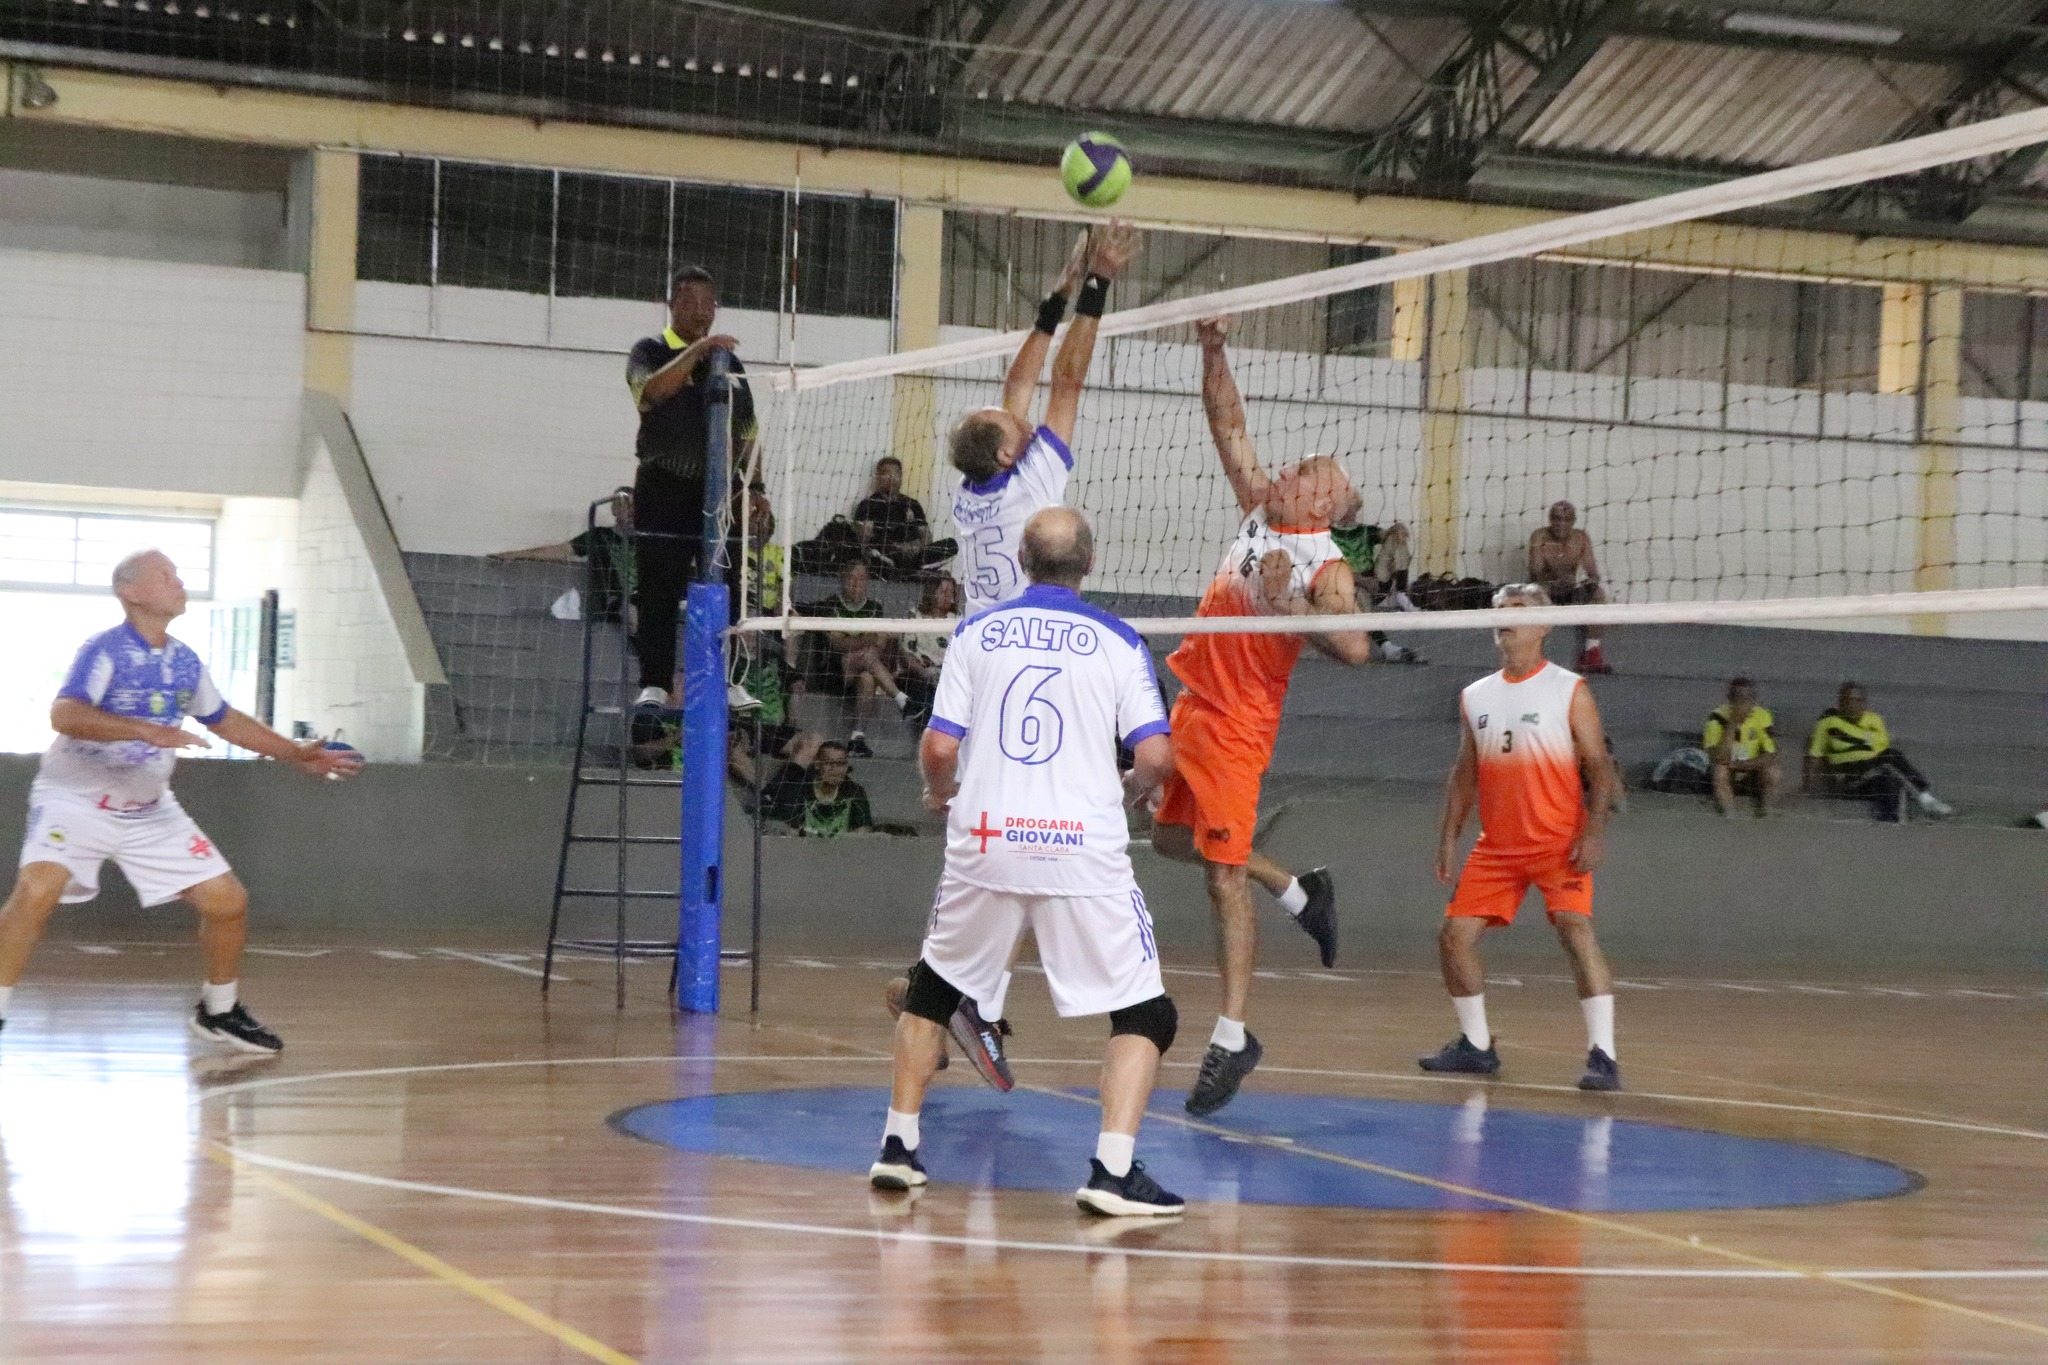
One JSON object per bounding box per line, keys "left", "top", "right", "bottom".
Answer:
{"left": 1019, "top": 507, "right": 1093, "bottom": 586}
{"left": 1492, "top": 581, "right": 1552, "bottom": 609}
{"left": 111, "top": 549, "right": 167, "bottom": 590}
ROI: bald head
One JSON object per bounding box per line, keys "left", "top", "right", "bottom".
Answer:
{"left": 1019, "top": 506, "right": 1094, "bottom": 588}
{"left": 112, "top": 548, "right": 169, "bottom": 590}
{"left": 110, "top": 549, "right": 188, "bottom": 624}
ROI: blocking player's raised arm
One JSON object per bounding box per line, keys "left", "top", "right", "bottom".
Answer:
{"left": 1196, "top": 318, "right": 1270, "bottom": 514}
{"left": 1042, "top": 222, "right": 1140, "bottom": 445}
{"left": 1000, "top": 230, "right": 1089, "bottom": 423}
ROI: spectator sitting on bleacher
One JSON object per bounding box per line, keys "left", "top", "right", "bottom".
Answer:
{"left": 1529, "top": 500, "right": 1612, "bottom": 674}
{"left": 894, "top": 575, "right": 959, "bottom": 726}
{"left": 743, "top": 482, "right": 784, "bottom": 615}
{"left": 854, "top": 457, "right": 957, "bottom": 576}
{"left": 489, "top": 490, "right": 636, "bottom": 625}
{"left": 1805, "top": 682, "right": 1953, "bottom": 820}
{"left": 726, "top": 634, "right": 820, "bottom": 793}
{"left": 1329, "top": 488, "right": 1423, "bottom": 664}
{"left": 764, "top": 740, "right": 874, "bottom": 837}
{"left": 821, "top": 561, "right": 914, "bottom": 757}
{"left": 1704, "top": 677, "right": 1779, "bottom": 817}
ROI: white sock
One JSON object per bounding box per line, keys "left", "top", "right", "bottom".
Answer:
{"left": 635, "top": 685, "right": 667, "bottom": 707}
{"left": 980, "top": 971, "right": 1012, "bottom": 1023}
{"left": 202, "top": 980, "right": 238, "bottom": 1016}
{"left": 1210, "top": 1016, "right": 1246, "bottom": 1052}
{"left": 1095, "top": 1131, "right": 1136, "bottom": 1178}
{"left": 849, "top": 729, "right": 866, "bottom": 743}
{"left": 1581, "top": 994, "right": 1615, "bottom": 1058}
{"left": 1585, "top": 636, "right": 1602, "bottom": 650}
{"left": 1274, "top": 878, "right": 1308, "bottom": 916}
{"left": 0, "top": 985, "right": 12, "bottom": 1018}
{"left": 1452, "top": 994, "right": 1490, "bottom": 1050}
{"left": 884, "top": 1108, "right": 920, "bottom": 1150}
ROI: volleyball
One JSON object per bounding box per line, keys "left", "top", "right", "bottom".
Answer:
{"left": 1061, "top": 133, "right": 1132, "bottom": 208}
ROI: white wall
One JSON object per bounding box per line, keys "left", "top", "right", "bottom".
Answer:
{"left": 0, "top": 248, "right": 305, "bottom": 496}
{"left": 0, "top": 167, "right": 287, "bottom": 269}
{"left": 289, "top": 441, "right": 425, "bottom": 760}
{"left": 346, "top": 281, "right": 893, "bottom": 556}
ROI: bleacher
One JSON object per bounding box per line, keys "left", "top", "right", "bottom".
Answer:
{"left": 406, "top": 554, "right": 2047, "bottom": 826}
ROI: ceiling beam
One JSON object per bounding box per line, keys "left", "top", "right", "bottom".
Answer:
{"left": 1484, "top": 0, "right": 1624, "bottom": 147}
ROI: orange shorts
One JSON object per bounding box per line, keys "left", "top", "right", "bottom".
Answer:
{"left": 1153, "top": 693, "right": 1273, "bottom": 867}
{"left": 1446, "top": 842, "right": 1592, "bottom": 925}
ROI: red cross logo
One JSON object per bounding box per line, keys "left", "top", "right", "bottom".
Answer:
{"left": 188, "top": 834, "right": 213, "bottom": 859}
{"left": 969, "top": 812, "right": 1002, "bottom": 853}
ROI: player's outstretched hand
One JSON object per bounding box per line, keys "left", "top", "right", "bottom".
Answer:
{"left": 1195, "top": 316, "right": 1230, "bottom": 349}
{"left": 295, "top": 739, "right": 365, "bottom": 781}
{"left": 1569, "top": 829, "right": 1605, "bottom": 874}
{"left": 1087, "top": 220, "right": 1141, "bottom": 279}
{"left": 139, "top": 723, "right": 209, "bottom": 751}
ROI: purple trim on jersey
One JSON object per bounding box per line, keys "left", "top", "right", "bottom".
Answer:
{"left": 926, "top": 716, "right": 968, "bottom": 739}
{"left": 1033, "top": 425, "right": 1073, "bottom": 469}
{"left": 1122, "top": 718, "right": 1170, "bottom": 748}
{"left": 961, "top": 583, "right": 1147, "bottom": 651}
{"left": 959, "top": 466, "right": 1016, "bottom": 496}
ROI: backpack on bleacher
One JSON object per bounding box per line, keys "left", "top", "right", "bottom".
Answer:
{"left": 1648, "top": 745, "right": 1713, "bottom": 795}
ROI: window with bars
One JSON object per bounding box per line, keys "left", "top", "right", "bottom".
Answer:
{"left": 0, "top": 510, "right": 214, "bottom": 596}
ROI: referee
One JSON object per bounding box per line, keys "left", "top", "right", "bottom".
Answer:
{"left": 625, "top": 266, "right": 758, "bottom": 716}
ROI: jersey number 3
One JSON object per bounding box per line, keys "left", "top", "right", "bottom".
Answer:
{"left": 999, "top": 665, "right": 1065, "bottom": 765}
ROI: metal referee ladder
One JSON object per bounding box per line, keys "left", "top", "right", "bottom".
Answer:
{"left": 540, "top": 492, "right": 762, "bottom": 1010}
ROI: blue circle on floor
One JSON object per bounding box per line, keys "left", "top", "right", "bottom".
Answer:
{"left": 610, "top": 1087, "right": 1918, "bottom": 1212}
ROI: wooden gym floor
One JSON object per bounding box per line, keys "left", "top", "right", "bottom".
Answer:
{"left": 0, "top": 937, "right": 2043, "bottom": 1363}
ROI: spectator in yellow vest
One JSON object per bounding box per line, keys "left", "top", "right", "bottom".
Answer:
{"left": 1704, "top": 677, "right": 1779, "bottom": 817}
{"left": 1805, "top": 682, "right": 1952, "bottom": 820}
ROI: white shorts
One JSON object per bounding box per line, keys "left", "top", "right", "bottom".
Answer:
{"left": 920, "top": 873, "right": 1164, "bottom": 1019}
{"left": 19, "top": 784, "right": 233, "bottom": 908}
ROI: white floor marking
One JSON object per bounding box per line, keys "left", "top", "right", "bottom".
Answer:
{"left": 435, "top": 949, "right": 553, "bottom": 980}
{"left": 72, "top": 945, "right": 119, "bottom": 955}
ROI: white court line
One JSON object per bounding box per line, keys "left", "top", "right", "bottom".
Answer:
{"left": 206, "top": 1140, "right": 2048, "bottom": 1284}
{"left": 435, "top": 949, "right": 554, "bottom": 980}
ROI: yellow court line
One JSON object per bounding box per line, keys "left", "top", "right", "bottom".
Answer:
{"left": 206, "top": 1145, "right": 642, "bottom": 1365}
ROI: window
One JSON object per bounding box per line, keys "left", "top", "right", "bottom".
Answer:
{"left": 0, "top": 510, "right": 214, "bottom": 596}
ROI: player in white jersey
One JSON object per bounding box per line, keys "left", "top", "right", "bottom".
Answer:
{"left": 930, "top": 220, "right": 1140, "bottom": 1060}
{"left": 1423, "top": 584, "right": 1624, "bottom": 1091}
{"left": 870, "top": 508, "right": 1185, "bottom": 1217}
{"left": 0, "top": 550, "right": 363, "bottom": 1052}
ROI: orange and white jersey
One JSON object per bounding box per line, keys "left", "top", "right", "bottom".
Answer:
{"left": 1166, "top": 506, "right": 1347, "bottom": 737}
{"left": 1462, "top": 660, "right": 1588, "bottom": 855}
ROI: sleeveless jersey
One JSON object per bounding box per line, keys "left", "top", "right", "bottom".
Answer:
{"left": 1461, "top": 661, "right": 1587, "bottom": 855}
{"left": 952, "top": 426, "right": 1072, "bottom": 614}
{"left": 1166, "top": 506, "right": 1346, "bottom": 737}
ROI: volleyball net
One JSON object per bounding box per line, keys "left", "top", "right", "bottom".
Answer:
{"left": 743, "top": 104, "right": 2048, "bottom": 642}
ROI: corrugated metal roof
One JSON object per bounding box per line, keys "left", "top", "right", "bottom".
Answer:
{"left": 1520, "top": 36, "right": 1958, "bottom": 168}
{"left": 962, "top": 0, "right": 1466, "bottom": 133}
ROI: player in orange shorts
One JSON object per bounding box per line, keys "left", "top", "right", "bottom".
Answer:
{"left": 1152, "top": 317, "right": 1376, "bottom": 1117}
{"left": 1422, "top": 583, "right": 1624, "bottom": 1091}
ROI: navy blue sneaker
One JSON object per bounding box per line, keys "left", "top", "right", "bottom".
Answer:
{"left": 1577, "top": 1047, "right": 1621, "bottom": 1092}
{"left": 948, "top": 998, "right": 1014, "bottom": 1092}
{"left": 1184, "top": 1032, "right": 1262, "bottom": 1116}
{"left": 190, "top": 1002, "right": 283, "bottom": 1055}
{"left": 868, "top": 1135, "right": 927, "bottom": 1190}
{"left": 1294, "top": 867, "right": 1337, "bottom": 968}
{"left": 1076, "top": 1159, "right": 1185, "bottom": 1217}
{"left": 1418, "top": 1034, "right": 1499, "bottom": 1075}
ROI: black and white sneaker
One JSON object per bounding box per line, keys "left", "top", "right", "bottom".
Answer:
{"left": 948, "top": 998, "right": 1014, "bottom": 1092}
{"left": 1184, "top": 1032, "right": 1262, "bottom": 1116}
{"left": 190, "top": 1002, "right": 283, "bottom": 1055}
{"left": 1076, "top": 1159, "right": 1185, "bottom": 1218}
{"left": 1577, "top": 1047, "right": 1621, "bottom": 1092}
{"left": 1294, "top": 867, "right": 1338, "bottom": 968}
{"left": 846, "top": 733, "right": 875, "bottom": 759}
{"left": 868, "top": 1135, "right": 928, "bottom": 1190}
{"left": 1418, "top": 1034, "right": 1499, "bottom": 1075}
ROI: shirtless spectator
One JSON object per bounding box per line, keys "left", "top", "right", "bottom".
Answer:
{"left": 1528, "top": 500, "right": 1612, "bottom": 674}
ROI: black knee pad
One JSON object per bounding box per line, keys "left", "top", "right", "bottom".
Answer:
{"left": 1109, "top": 994, "right": 1178, "bottom": 1053}
{"left": 902, "top": 959, "right": 964, "bottom": 1026}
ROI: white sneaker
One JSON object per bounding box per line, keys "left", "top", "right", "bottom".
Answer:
{"left": 1392, "top": 592, "right": 1421, "bottom": 613}
{"left": 1916, "top": 791, "right": 1953, "bottom": 818}
{"left": 727, "top": 683, "right": 763, "bottom": 712}
{"left": 634, "top": 686, "right": 668, "bottom": 709}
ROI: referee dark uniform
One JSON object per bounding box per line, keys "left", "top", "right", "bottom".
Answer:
{"left": 625, "top": 266, "right": 758, "bottom": 708}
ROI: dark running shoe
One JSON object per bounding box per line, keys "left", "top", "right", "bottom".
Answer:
{"left": 846, "top": 733, "right": 875, "bottom": 759}
{"left": 1076, "top": 1159, "right": 1185, "bottom": 1218}
{"left": 190, "top": 1002, "right": 283, "bottom": 1055}
{"left": 1577, "top": 1046, "right": 1621, "bottom": 1092}
{"left": 1294, "top": 867, "right": 1338, "bottom": 968}
{"left": 868, "top": 1135, "right": 928, "bottom": 1190}
{"left": 948, "top": 998, "right": 1014, "bottom": 1092}
{"left": 883, "top": 976, "right": 946, "bottom": 1071}
{"left": 1184, "top": 1032, "right": 1262, "bottom": 1116}
{"left": 1418, "top": 1034, "right": 1499, "bottom": 1075}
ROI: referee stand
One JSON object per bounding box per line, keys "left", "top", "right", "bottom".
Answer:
{"left": 542, "top": 349, "right": 761, "bottom": 1012}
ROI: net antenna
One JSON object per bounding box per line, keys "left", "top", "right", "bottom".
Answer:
{"left": 748, "top": 104, "right": 2048, "bottom": 637}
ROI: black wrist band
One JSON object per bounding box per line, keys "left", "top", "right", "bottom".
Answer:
{"left": 1034, "top": 292, "right": 1067, "bottom": 335}
{"left": 1075, "top": 273, "right": 1110, "bottom": 318}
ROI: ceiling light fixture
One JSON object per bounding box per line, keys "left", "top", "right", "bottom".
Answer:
{"left": 1722, "top": 11, "right": 1904, "bottom": 45}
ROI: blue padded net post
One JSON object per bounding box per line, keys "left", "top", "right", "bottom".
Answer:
{"left": 676, "top": 349, "right": 732, "bottom": 1014}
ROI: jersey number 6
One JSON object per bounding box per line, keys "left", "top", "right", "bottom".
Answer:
{"left": 999, "top": 664, "right": 1065, "bottom": 766}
